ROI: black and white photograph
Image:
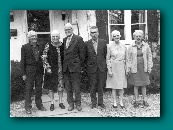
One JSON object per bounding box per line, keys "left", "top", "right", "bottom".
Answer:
{"left": 10, "top": 10, "right": 160, "bottom": 117}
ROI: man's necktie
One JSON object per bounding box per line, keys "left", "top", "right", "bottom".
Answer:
{"left": 66, "top": 37, "right": 71, "bottom": 49}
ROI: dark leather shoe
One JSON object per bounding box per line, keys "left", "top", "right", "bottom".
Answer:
{"left": 76, "top": 106, "right": 82, "bottom": 111}
{"left": 59, "top": 103, "right": 65, "bottom": 109}
{"left": 26, "top": 109, "right": 32, "bottom": 114}
{"left": 112, "top": 105, "right": 117, "bottom": 109}
{"left": 133, "top": 101, "right": 139, "bottom": 108}
{"left": 91, "top": 105, "right": 96, "bottom": 109}
{"left": 68, "top": 104, "right": 74, "bottom": 111}
{"left": 98, "top": 104, "right": 106, "bottom": 109}
{"left": 143, "top": 101, "right": 149, "bottom": 107}
{"left": 50, "top": 104, "right": 54, "bottom": 111}
{"left": 37, "top": 106, "right": 47, "bottom": 111}
{"left": 120, "top": 105, "right": 125, "bottom": 109}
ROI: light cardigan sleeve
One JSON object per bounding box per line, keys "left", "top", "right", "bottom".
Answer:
{"left": 147, "top": 43, "right": 153, "bottom": 73}
{"left": 106, "top": 44, "right": 113, "bottom": 74}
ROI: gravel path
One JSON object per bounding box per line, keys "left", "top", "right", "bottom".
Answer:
{"left": 10, "top": 92, "right": 160, "bottom": 117}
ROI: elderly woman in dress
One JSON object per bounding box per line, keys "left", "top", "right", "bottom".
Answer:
{"left": 127, "top": 30, "right": 153, "bottom": 108}
{"left": 106, "top": 30, "right": 128, "bottom": 109}
{"left": 42, "top": 30, "right": 65, "bottom": 111}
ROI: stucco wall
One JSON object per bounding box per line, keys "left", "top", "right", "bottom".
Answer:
{"left": 10, "top": 10, "right": 27, "bottom": 61}
{"left": 51, "top": 10, "right": 96, "bottom": 42}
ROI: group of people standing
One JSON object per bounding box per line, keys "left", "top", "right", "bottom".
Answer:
{"left": 21, "top": 23, "right": 153, "bottom": 114}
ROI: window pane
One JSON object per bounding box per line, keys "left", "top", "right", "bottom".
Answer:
{"left": 131, "top": 24, "right": 146, "bottom": 40}
{"left": 110, "top": 25, "right": 125, "bottom": 40}
{"left": 109, "top": 10, "right": 124, "bottom": 24}
{"left": 131, "top": 10, "right": 145, "bottom": 24}
{"left": 27, "top": 10, "right": 50, "bottom": 32}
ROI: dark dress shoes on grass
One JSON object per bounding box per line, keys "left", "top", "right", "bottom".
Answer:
{"left": 98, "top": 104, "right": 106, "bottom": 109}
{"left": 50, "top": 104, "right": 54, "bottom": 111}
{"left": 37, "top": 106, "right": 47, "bottom": 111}
{"left": 142, "top": 101, "right": 149, "bottom": 107}
{"left": 76, "top": 106, "right": 82, "bottom": 111}
{"left": 59, "top": 103, "right": 65, "bottom": 109}
{"left": 112, "top": 105, "right": 117, "bottom": 109}
{"left": 120, "top": 105, "right": 125, "bottom": 109}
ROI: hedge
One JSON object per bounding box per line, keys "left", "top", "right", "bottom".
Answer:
{"left": 10, "top": 60, "right": 25, "bottom": 102}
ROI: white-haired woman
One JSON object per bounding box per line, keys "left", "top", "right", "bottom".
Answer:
{"left": 127, "top": 30, "right": 153, "bottom": 108}
{"left": 106, "top": 30, "right": 127, "bottom": 109}
{"left": 42, "top": 30, "right": 65, "bottom": 111}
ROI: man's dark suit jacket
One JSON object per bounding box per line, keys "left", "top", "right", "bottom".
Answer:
{"left": 62, "top": 34, "right": 85, "bottom": 73}
{"left": 84, "top": 38, "right": 107, "bottom": 73}
{"left": 20, "top": 42, "right": 44, "bottom": 76}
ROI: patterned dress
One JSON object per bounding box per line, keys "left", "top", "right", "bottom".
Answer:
{"left": 106, "top": 42, "right": 127, "bottom": 89}
{"left": 42, "top": 42, "right": 64, "bottom": 92}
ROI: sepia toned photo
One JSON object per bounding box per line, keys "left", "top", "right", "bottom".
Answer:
{"left": 10, "top": 10, "right": 160, "bottom": 117}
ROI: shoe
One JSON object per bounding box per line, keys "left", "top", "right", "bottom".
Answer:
{"left": 133, "top": 101, "right": 139, "bottom": 108}
{"left": 50, "top": 104, "right": 54, "bottom": 111}
{"left": 76, "top": 106, "right": 82, "bottom": 111}
{"left": 112, "top": 105, "right": 117, "bottom": 109}
{"left": 68, "top": 104, "right": 74, "bottom": 111}
{"left": 91, "top": 105, "right": 96, "bottom": 109}
{"left": 59, "top": 103, "right": 65, "bottom": 109}
{"left": 26, "top": 109, "right": 32, "bottom": 114}
{"left": 37, "top": 106, "right": 47, "bottom": 111}
{"left": 120, "top": 105, "right": 125, "bottom": 109}
{"left": 143, "top": 101, "right": 149, "bottom": 107}
{"left": 98, "top": 104, "right": 106, "bottom": 109}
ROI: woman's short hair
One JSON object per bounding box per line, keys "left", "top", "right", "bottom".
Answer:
{"left": 27, "top": 30, "right": 37, "bottom": 38}
{"left": 133, "top": 30, "right": 144, "bottom": 37}
{"left": 111, "top": 30, "right": 121, "bottom": 37}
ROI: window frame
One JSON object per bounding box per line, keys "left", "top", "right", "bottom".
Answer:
{"left": 107, "top": 10, "right": 148, "bottom": 44}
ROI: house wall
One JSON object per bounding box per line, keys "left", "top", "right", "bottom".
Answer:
{"left": 50, "top": 10, "right": 96, "bottom": 42}
{"left": 10, "top": 10, "right": 27, "bottom": 61}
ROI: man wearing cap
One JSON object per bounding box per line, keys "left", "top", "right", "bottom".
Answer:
{"left": 63, "top": 23, "right": 85, "bottom": 111}
{"left": 21, "top": 30, "right": 46, "bottom": 114}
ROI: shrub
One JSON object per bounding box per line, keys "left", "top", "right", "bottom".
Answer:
{"left": 10, "top": 60, "right": 25, "bottom": 102}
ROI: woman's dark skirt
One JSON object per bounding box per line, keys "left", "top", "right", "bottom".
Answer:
{"left": 128, "top": 57, "right": 150, "bottom": 86}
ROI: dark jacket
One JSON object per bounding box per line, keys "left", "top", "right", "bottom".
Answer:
{"left": 62, "top": 34, "right": 85, "bottom": 73}
{"left": 84, "top": 38, "right": 107, "bottom": 73}
{"left": 20, "top": 42, "right": 44, "bottom": 76}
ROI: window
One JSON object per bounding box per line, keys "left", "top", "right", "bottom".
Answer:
{"left": 108, "top": 10, "right": 125, "bottom": 41}
{"left": 107, "top": 10, "right": 148, "bottom": 42}
{"left": 27, "top": 10, "right": 50, "bottom": 44}
{"left": 131, "top": 10, "right": 147, "bottom": 40}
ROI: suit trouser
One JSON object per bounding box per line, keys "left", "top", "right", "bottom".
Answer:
{"left": 88, "top": 68, "right": 107, "bottom": 106}
{"left": 64, "top": 69, "right": 81, "bottom": 106}
{"left": 25, "top": 73, "right": 43, "bottom": 110}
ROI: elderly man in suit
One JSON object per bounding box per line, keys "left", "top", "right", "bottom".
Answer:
{"left": 84, "top": 26, "right": 107, "bottom": 109}
{"left": 21, "top": 30, "right": 46, "bottom": 114}
{"left": 63, "top": 23, "right": 85, "bottom": 111}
